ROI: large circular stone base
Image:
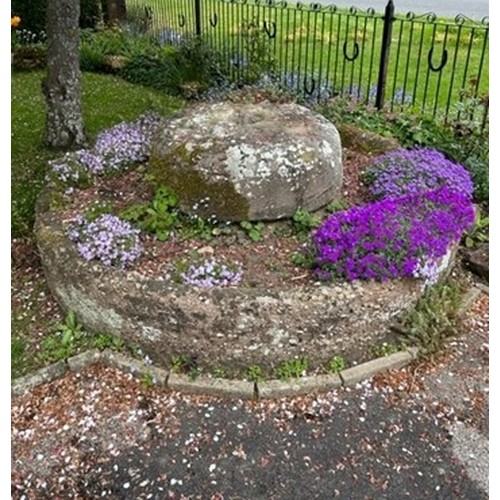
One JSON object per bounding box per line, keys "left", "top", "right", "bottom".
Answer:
{"left": 149, "top": 101, "right": 343, "bottom": 221}
{"left": 34, "top": 189, "right": 447, "bottom": 375}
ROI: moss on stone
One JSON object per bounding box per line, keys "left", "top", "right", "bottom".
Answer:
{"left": 149, "top": 142, "right": 251, "bottom": 221}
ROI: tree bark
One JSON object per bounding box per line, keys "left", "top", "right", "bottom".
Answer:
{"left": 43, "top": 0, "right": 86, "bottom": 148}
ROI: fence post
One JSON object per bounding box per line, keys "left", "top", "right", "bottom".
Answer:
{"left": 194, "top": 0, "right": 202, "bottom": 36}
{"left": 375, "top": 0, "right": 395, "bottom": 110}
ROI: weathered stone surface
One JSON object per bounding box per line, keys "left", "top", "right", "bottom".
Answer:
{"left": 149, "top": 101, "right": 343, "bottom": 221}
{"left": 67, "top": 349, "right": 101, "bottom": 372}
{"left": 337, "top": 123, "right": 400, "bottom": 156}
{"left": 462, "top": 244, "right": 489, "bottom": 280}
{"left": 12, "top": 361, "right": 68, "bottom": 397}
{"left": 257, "top": 374, "right": 342, "bottom": 399}
{"left": 168, "top": 373, "right": 255, "bottom": 399}
{"left": 339, "top": 351, "right": 413, "bottom": 386}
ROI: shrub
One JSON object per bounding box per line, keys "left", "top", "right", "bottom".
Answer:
{"left": 365, "top": 148, "right": 474, "bottom": 200}
{"left": 69, "top": 214, "right": 143, "bottom": 268}
{"left": 313, "top": 188, "right": 474, "bottom": 283}
{"left": 120, "top": 38, "right": 226, "bottom": 98}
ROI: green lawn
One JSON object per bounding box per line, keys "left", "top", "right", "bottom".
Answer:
{"left": 11, "top": 70, "right": 183, "bottom": 237}
{"left": 126, "top": 0, "right": 488, "bottom": 116}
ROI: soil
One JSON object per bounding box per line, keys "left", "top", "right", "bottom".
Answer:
{"left": 57, "top": 148, "right": 374, "bottom": 288}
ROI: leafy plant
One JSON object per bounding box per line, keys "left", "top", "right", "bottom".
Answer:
{"left": 140, "top": 373, "right": 155, "bottom": 389}
{"left": 121, "top": 186, "right": 179, "bottom": 241}
{"left": 325, "top": 199, "right": 348, "bottom": 213}
{"left": 370, "top": 342, "right": 402, "bottom": 357}
{"left": 245, "top": 364, "right": 263, "bottom": 382}
{"left": 212, "top": 366, "right": 230, "bottom": 378}
{"left": 274, "top": 357, "right": 309, "bottom": 380}
{"left": 91, "top": 332, "right": 125, "bottom": 351}
{"left": 240, "top": 221, "right": 265, "bottom": 242}
{"left": 463, "top": 212, "right": 489, "bottom": 248}
{"left": 171, "top": 354, "right": 199, "bottom": 375}
{"left": 38, "top": 311, "right": 85, "bottom": 363}
{"left": 328, "top": 355, "right": 347, "bottom": 374}
{"left": 291, "top": 208, "right": 321, "bottom": 237}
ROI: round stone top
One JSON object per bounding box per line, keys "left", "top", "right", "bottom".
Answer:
{"left": 149, "top": 101, "right": 343, "bottom": 221}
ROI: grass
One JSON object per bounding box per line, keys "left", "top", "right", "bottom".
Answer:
{"left": 127, "top": 0, "right": 488, "bottom": 115}
{"left": 11, "top": 70, "right": 183, "bottom": 237}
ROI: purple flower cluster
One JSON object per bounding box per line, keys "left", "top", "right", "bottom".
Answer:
{"left": 313, "top": 188, "right": 474, "bottom": 282}
{"left": 180, "top": 259, "right": 243, "bottom": 287}
{"left": 49, "top": 113, "right": 162, "bottom": 184}
{"left": 366, "top": 148, "right": 474, "bottom": 199}
{"left": 69, "top": 214, "right": 143, "bottom": 269}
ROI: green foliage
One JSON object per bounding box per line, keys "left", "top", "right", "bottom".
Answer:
{"left": 245, "top": 364, "right": 263, "bottom": 382}
{"left": 90, "top": 332, "right": 125, "bottom": 351}
{"left": 120, "top": 186, "right": 179, "bottom": 241}
{"left": 291, "top": 208, "right": 321, "bottom": 237}
{"left": 325, "top": 199, "right": 348, "bottom": 213}
{"left": 171, "top": 354, "right": 199, "bottom": 376}
{"left": 120, "top": 38, "right": 225, "bottom": 98}
{"left": 80, "top": 27, "right": 157, "bottom": 73}
{"left": 328, "top": 355, "right": 347, "bottom": 374}
{"left": 370, "top": 342, "right": 402, "bottom": 358}
{"left": 463, "top": 212, "right": 489, "bottom": 249}
{"left": 274, "top": 357, "right": 309, "bottom": 380}
{"left": 290, "top": 248, "right": 316, "bottom": 268}
{"left": 37, "top": 311, "right": 85, "bottom": 363}
{"left": 212, "top": 366, "right": 230, "bottom": 379}
{"left": 84, "top": 201, "right": 114, "bottom": 222}
{"left": 396, "top": 281, "right": 463, "bottom": 357}
{"left": 140, "top": 373, "right": 155, "bottom": 389}
{"left": 11, "top": 336, "right": 26, "bottom": 379}
{"left": 240, "top": 221, "right": 265, "bottom": 242}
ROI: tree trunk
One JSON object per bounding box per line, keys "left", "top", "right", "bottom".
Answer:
{"left": 102, "top": 0, "right": 127, "bottom": 25}
{"left": 43, "top": 0, "right": 86, "bottom": 148}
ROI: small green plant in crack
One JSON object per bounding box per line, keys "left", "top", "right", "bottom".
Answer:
{"left": 171, "top": 354, "right": 199, "bottom": 376}
{"left": 212, "top": 366, "right": 230, "bottom": 379}
{"left": 38, "top": 311, "right": 85, "bottom": 363}
{"left": 140, "top": 373, "right": 155, "bottom": 389}
{"left": 274, "top": 357, "right": 309, "bottom": 380}
{"left": 240, "top": 220, "right": 265, "bottom": 242}
{"left": 120, "top": 185, "right": 179, "bottom": 241}
{"left": 290, "top": 246, "right": 316, "bottom": 268}
{"left": 370, "top": 341, "right": 402, "bottom": 358}
{"left": 245, "top": 364, "right": 263, "bottom": 382}
{"left": 291, "top": 208, "right": 320, "bottom": 238}
{"left": 328, "top": 355, "right": 347, "bottom": 374}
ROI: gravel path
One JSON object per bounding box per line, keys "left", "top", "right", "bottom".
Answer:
{"left": 11, "top": 293, "right": 488, "bottom": 499}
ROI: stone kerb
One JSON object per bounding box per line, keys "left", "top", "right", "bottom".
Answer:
{"left": 35, "top": 188, "right": 432, "bottom": 375}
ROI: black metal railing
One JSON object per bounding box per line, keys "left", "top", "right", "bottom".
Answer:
{"left": 125, "top": 0, "right": 489, "bottom": 124}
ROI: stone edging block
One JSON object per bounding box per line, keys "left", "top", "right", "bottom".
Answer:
{"left": 257, "top": 374, "right": 342, "bottom": 399}
{"left": 101, "top": 349, "right": 169, "bottom": 385}
{"left": 339, "top": 351, "right": 413, "bottom": 386}
{"left": 168, "top": 373, "right": 255, "bottom": 399}
{"left": 67, "top": 349, "right": 102, "bottom": 372}
{"left": 11, "top": 361, "right": 68, "bottom": 397}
